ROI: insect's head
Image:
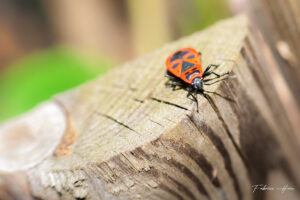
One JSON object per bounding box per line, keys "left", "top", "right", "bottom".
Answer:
{"left": 192, "top": 77, "right": 203, "bottom": 90}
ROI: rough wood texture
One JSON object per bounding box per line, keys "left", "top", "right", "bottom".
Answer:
{"left": 0, "top": 102, "right": 66, "bottom": 172}
{"left": 245, "top": 0, "right": 300, "bottom": 107}
{"left": 0, "top": 16, "right": 300, "bottom": 200}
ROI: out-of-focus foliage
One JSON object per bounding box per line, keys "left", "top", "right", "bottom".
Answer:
{"left": 175, "top": 0, "right": 231, "bottom": 36}
{"left": 194, "top": 0, "right": 231, "bottom": 29}
{"left": 0, "top": 48, "right": 110, "bottom": 122}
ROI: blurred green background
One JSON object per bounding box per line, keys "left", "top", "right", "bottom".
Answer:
{"left": 0, "top": 0, "right": 231, "bottom": 122}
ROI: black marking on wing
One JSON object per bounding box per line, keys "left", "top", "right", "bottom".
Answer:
{"left": 170, "top": 50, "right": 189, "bottom": 62}
{"left": 172, "top": 63, "right": 179, "bottom": 69}
{"left": 181, "top": 61, "right": 196, "bottom": 74}
{"left": 187, "top": 54, "right": 195, "bottom": 59}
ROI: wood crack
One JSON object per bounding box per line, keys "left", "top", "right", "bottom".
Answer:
{"left": 133, "top": 98, "right": 145, "bottom": 103}
{"left": 98, "top": 112, "right": 141, "bottom": 136}
{"left": 150, "top": 97, "right": 188, "bottom": 111}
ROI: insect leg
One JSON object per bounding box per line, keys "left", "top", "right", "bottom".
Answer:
{"left": 203, "top": 64, "right": 219, "bottom": 74}
{"left": 186, "top": 86, "right": 193, "bottom": 97}
{"left": 191, "top": 92, "right": 199, "bottom": 112}
{"left": 170, "top": 81, "right": 184, "bottom": 86}
{"left": 198, "top": 51, "right": 202, "bottom": 59}
{"left": 186, "top": 87, "right": 199, "bottom": 112}
{"left": 165, "top": 73, "right": 178, "bottom": 81}
{"left": 203, "top": 71, "right": 230, "bottom": 78}
{"left": 203, "top": 77, "right": 218, "bottom": 82}
{"left": 165, "top": 80, "right": 184, "bottom": 91}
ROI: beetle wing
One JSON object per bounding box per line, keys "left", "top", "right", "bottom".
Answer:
{"left": 166, "top": 47, "right": 202, "bottom": 84}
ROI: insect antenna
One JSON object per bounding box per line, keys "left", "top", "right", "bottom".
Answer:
{"left": 204, "top": 75, "right": 237, "bottom": 85}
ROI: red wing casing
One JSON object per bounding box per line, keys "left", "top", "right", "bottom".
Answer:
{"left": 165, "top": 47, "right": 203, "bottom": 85}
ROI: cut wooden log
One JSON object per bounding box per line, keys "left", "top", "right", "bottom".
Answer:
{"left": 0, "top": 15, "right": 299, "bottom": 200}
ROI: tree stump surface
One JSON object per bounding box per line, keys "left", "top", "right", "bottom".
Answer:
{"left": 0, "top": 15, "right": 299, "bottom": 200}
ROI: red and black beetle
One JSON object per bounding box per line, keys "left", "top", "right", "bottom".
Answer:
{"left": 165, "top": 47, "right": 229, "bottom": 111}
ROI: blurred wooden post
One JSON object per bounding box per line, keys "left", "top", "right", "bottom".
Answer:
{"left": 0, "top": 1, "right": 51, "bottom": 69}
{"left": 45, "top": 0, "right": 133, "bottom": 62}
{"left": 236, "top": 0, "right": 300, "bottom": 106}
{"left": 0, "top": 16, "right": 300, "bottom": 200}
{"left": 228, "top": 0, "right": 300, "bottom": 144}
{"left": 127, "top": 0, "right": 172, "bottom": 55}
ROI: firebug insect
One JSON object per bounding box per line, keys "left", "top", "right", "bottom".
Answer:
{"left": 165, "top": 47, "right": 229, "bottom": 111}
